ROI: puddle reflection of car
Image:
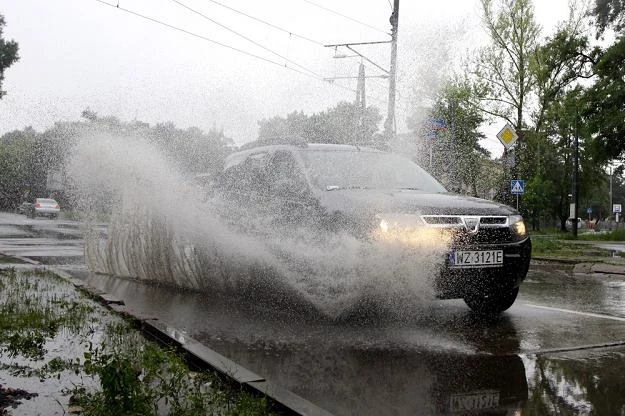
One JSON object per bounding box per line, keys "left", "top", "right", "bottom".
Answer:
{"left": 20, "top": 198, "right": 61, "bottom": 219}
{"left": 214, "top": 339, "right": 528, "bottom": 416}
{"left": 212, "top": 143, "right": 531, "bottom": 314}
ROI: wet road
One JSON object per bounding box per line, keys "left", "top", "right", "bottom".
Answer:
{"left": 1, "top": 212, "right": 624, "bottom": 415}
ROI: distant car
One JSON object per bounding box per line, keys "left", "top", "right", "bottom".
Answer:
{"left": 210, "top": 143, "right": 531, "bottom": 314}
{"left": 21, "top": 198, "right": 60, "bottom": 219}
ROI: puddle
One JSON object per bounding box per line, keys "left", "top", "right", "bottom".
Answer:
{"left": 0, "top": 268, "right": 285, "bottom": 415}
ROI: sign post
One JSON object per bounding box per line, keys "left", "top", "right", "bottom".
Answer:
{"left": 511, "top": 180, "right": 525, "bottom": 211}
{"left": 497, "top": 124, "right": 519, "bottom": 149}
{"left": 614, "top": 204, "right": 622, "bottom": 223}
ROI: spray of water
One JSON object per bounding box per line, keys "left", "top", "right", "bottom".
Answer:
{"left": 68, "top": 134, "right": 448, "bottom": 319}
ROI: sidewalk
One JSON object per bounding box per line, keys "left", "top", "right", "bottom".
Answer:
{"left": 533, "top": 239, "right": 625, "bottom": 278}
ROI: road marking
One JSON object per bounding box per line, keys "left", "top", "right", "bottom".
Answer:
{"left": 522, "top": 302, "right": 625, "bottom": 322}
{"left": 526, "top": 340, "right": 625, "bottom": 356}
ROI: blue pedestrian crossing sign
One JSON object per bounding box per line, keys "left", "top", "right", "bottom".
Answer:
{"left": 511, "top": 180, "right": 525, "bottom": 195}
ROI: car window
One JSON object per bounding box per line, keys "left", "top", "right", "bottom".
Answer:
{"left": 218, "top": 151, "right": 270, "bottom": 194}
{"left": 265, "top": 150, "right": 309, "bottom": 196}
{"left": 300, "top": 150, "right": 447, "bottom": 192}
{"left": 36, "top": 198, "right": 57, "bottom": 203}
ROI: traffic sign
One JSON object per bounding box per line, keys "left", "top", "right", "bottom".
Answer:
{"left": 613, "top": 204, "right": 622, "bottom": 213}
{"left": 587, "top": 207, "right": 592, "bottom": 214}
{"left": 497, "top": 124, "right": 518, "bottom": 149}
{"left": 511, "top": 180, "right": 525, "bottom": 195}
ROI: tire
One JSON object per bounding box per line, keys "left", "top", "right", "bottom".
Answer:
{"left": 463, "top": 287, "right": 519, "bottom": 314}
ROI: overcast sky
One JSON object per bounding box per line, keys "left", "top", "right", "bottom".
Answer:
{"left": 1, "top": 0, "right": 572, "bottom": 156}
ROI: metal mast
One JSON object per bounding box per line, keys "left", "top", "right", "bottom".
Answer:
{"left": 384, "top": 0, "right": 399, "bottom": 137}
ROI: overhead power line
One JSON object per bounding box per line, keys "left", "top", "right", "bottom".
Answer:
{"left": 94, "top": 0, "right": 317, "bottom": 78}
{"left": 202, "top": 0, "right": 325, "bottom": 47}
{"left": 299, "top": 0, "right": 390, "bottom": 36}
{"left": 171, "top": 0, "right": 322, "bottom": 79}
{"left": 93, "top": 0, "right": 388, "bottom": 105}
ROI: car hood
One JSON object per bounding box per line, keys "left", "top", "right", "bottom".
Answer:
{"left": 318, "top": 189, "right": 517, "bottom": 217}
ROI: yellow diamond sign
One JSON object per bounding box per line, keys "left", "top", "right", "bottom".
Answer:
{"left": 496, "top": 123, "right": 518, "bottom": 149}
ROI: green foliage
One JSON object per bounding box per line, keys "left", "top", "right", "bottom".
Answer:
{"left": 590, "top": 0, "right": 625, "bottom": 34}
{"left": 412, "top": 79, "right": 489, "bottom": 194}
{"left": 0, "top": 127, "right": 48, "bottom": 209}
{"left": 578, "top": 229, "right": 625, "bottom": 241}
{"left": 0, "top": 268, "right": 278, "bottom": 416}
{"left": 77, "top": 329, "right": 278, "bottom": 416}
{"left": 584, "top": 36, "right": 625, "bottom": 164}
{"left": 0, "top": 14, "right": 20, "bottom": 99}
{"left": 0, "top": 111, "right": 235, "bottom": 209}
{"left": 472, "top": 0, "right": 540, "bottom": 128}
{"left": 0, "top": 269, "right": 96, "bottom": 360}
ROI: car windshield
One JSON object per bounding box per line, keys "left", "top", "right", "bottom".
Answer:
{"left": 37, "top": 199, "right": 56, "bottom": 204}
{"left": 300, "top": 150, "right": 447, "bottom": 192}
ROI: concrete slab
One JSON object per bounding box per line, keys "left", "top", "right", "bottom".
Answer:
{"left": 246, "top": 380, "right": 334, "bottom": 416}
{"left": 183, "top": 338, "right": 265, "bottom": 383}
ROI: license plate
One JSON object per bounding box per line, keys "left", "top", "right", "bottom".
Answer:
{"left": 450, "top": 250, "right": 503, "bottom": 267}
{"left": 449, "top": 390, "right": 500, "bottom": 412}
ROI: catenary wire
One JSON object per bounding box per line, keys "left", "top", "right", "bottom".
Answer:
{"left": 170, "top": 0, "right": 323, "bottom": 78}
{"left": 202, "top": 0, "right": 325, "bottom": 46}
{"left": 298, "top": 0, "right": 390, "bottom": 36}
{"left": 94, "top": 0, "right": 388, "bottom": 105}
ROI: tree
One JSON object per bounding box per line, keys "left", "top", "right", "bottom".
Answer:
{"left": 470, "top": 0, "right": 541, "bottom": 205}
{"left": 591, "top": 0, "right": 625, "bottom": 34}
{"left": 256, "top": 101, "right": 383, "bottom": 148}
{"left": 584, "top": 36, "right": 625, "bottom": 164}
{"left": 521, "top": 12, "right": 598, "bottom": 229}
{"left": 0, "top": 14, "right": 19, "bottom": 99}
{"left": 412, "top": 80, "right": 489, "bottom": 194}
{"left": 0, "top": 128, "right": 46, "bottom": 208}
{"left": 472, "top": 0, "right": 540, "bottom": 130}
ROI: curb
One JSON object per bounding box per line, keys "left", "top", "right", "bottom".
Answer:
{"left": 531, "top": 256, "right": 580, "bottom": 264}
{"left": 0, "top": 262, "right": 333, "bottom": 416}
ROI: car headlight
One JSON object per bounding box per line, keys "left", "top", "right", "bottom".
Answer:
{"left": 509, "top": 215, "right": 527, "bottom": 238}
{"left": 375, "top": 214, "right": 450, "bottom": 247}
{"left": 379, "top": 218, "right": 390, "bottom": 233}
{"left": 376, "top": 213, "right": 425, "bottom": 233}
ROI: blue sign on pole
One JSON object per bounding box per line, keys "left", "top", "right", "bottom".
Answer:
{"left": 511, "top": 180, "right": 525, "bottom": 195}
{"left": 425, "top": 118, "right": 447, "bottom": 140}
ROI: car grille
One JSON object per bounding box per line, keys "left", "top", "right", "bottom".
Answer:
{"left": 421, "top": 215, "right": 515, "bottom": 244}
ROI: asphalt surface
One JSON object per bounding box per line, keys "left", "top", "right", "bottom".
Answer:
{"left": 1, "top": 212, "right": 625, "bottom": 415}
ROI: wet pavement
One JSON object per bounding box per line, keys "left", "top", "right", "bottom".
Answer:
{"left": 1, "top": 212, "right": 625, "bottom": 415}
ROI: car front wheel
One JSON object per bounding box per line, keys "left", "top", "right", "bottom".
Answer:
{"left": 463, "top": 287, "right": 519, "bottom": 314}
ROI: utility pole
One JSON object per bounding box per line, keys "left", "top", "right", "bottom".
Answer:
{"left": 572, "top": 105, "right": 580, "bottom": 238}
{"left": 384, "top": 0, "right": 399, "bottom": 137}
{"left": 355, "top": 62, "right": 366, "bottom": 145}
{"left": 610, "top": 166, "right": 613, "bottom": 220}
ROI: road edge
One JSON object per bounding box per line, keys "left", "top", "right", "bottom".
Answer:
{"left": 0, "top": 261, "right": 334, "bottom": 416}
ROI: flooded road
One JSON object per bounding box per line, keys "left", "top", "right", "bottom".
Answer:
{"left": 1, "top": 212, "right": 624, "bottom": 415}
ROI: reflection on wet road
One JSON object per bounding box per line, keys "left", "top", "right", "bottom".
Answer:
{"left": 78, "top": 271, "right": 625, "bottom": 415}
{"left": 1, "top": 212, "right": 625, "bottom": 415}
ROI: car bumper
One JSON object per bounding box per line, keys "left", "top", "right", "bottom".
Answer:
{"left": 34, "top": 208, "right": 60, "bottom": 217}
{"left": 434, "top": 237, "right": 531, "bottom": 299}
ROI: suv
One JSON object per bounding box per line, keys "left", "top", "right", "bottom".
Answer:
{"left": 213, "top": 143, "right": 531, "bottom": 314}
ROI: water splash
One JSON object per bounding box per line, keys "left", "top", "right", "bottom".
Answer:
{"left": 68, "top": 134, "right": 448, "bottom": 318}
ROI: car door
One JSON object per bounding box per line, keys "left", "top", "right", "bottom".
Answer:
{"left": 264, "top": 150, "right": 320, "bottom": 227}
{"left": 215, "top": 151, "right": 273, "bottom": 232}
